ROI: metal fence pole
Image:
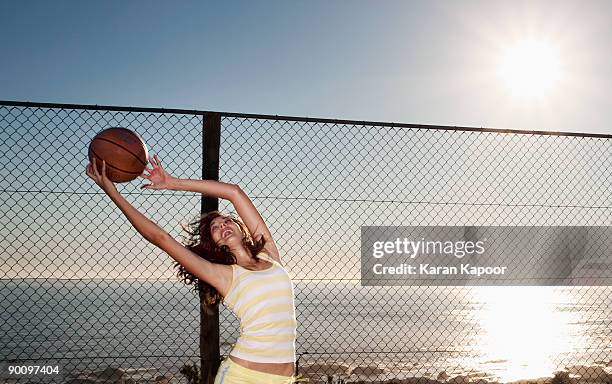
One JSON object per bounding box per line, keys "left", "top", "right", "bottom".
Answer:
{"left": 199, "top": 112, "right": 222, "bottom": 384}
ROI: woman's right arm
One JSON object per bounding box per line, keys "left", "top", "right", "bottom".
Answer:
{"left": 155, "top": 234, "right": 233, "bottom": 297}
{"left": 110, "top": 186, "right": 231, "bottom": 293}
{"left": 87, "top": 158, "right": 231, "bottom": 295}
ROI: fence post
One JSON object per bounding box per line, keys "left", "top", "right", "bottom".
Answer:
{"left": 199, "top": 112, "right": 222, "bottom": 384}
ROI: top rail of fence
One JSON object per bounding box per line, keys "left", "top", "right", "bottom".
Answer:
{"left": 2, "top": 99, "right": 611, "bottom": 139}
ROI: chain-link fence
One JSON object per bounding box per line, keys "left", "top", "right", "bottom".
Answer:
{"left": 1, "top": 101, "right": 611, "bottom": 384}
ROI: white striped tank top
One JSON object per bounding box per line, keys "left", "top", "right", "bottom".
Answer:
{"left": 222, "top": 251, "right": 297, "bottom": 363}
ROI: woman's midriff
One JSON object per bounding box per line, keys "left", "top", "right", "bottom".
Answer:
{"left": 228, "top": 355, "right": 295, "bottom": 376}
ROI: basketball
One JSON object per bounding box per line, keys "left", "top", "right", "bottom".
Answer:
{"left": 88, "top": 127, "right": 149, "bottom": 183}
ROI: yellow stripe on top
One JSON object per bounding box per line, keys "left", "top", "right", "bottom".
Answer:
{"left": 222, "top": 252, "right": 297, "bottom": 363}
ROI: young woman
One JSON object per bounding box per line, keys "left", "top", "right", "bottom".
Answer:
{"left": 86, "top": 155, "right": 308, "bottom": 384}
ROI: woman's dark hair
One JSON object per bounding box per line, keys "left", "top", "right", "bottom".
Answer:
{"left": 174, "top": 210, "right": 266, "bottom": 305}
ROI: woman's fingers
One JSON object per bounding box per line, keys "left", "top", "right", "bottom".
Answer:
{"left": 154, "top": 154, "right": 164, "bottom": 170}
{"left": 101, "top": 159, "right": 106, "bottom": 176}
{"left": 148, "top": 155, "right": 159, "bottom": 169}
{"left": 92, "top": 158, "right": 98, "bottom": 177}
{"left": 91, "top": 158, "right": 107, "bottom": 181}
{"left": 89, "top": 163, "right": 96, "bottom": 178}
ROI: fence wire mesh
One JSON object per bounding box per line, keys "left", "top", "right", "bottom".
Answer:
{"left": 1, "top": 102, "right": 611, "bottom": 384}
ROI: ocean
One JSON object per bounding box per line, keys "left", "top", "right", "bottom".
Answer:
{"left": 1, "top": 279, "right": 610, "bottom": 383}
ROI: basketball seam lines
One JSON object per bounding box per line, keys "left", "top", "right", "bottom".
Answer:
{"left": 90, "top": 148, "right": 145, "bottom": 175}
{"left": 96, "top": 137, "right": 147, "bottom": 166}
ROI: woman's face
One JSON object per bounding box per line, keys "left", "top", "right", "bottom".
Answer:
{"left": 210, "top": 216, "right": 243, "bottom": 247}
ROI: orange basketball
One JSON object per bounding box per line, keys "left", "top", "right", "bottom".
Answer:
{"left": 88, "top": 127, "right": 149, "bottom": 183}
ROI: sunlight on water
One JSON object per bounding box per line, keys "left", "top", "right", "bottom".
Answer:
{"left": 473, "top": 286, "right": 583, "bottom": 382}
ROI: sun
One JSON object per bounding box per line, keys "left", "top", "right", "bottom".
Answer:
{"left": 497, "top": 39, "right": 562, "bottom": 99}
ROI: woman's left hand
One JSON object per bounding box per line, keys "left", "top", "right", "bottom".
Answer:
{"left": 86, "top": 158, "right": 118, "bottom": 195}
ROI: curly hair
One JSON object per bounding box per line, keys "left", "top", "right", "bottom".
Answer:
{"left": 174, "top": 210, "right": 266, "bottom": 305}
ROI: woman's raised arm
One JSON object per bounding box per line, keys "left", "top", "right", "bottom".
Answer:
{"left": 87, "top": 158, "right": 166, "bottom": 242}
{"left": 86, "top": 158, "right": 231, "bottom": 292}
{"left": 140, "top": 155, "right": 281, "bottom": 262}
{"left": 140, "top": 154, "right": 236, "bottom": 200}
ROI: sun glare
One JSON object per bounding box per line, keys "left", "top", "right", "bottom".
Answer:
{"left": 474, "top": 287, "right": 581, "bottom": 382}
{"left": 497, "top": 40, "right": 562, "bottom": 99}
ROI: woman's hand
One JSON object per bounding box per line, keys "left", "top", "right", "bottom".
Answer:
{"left": 86, "top": 158, "right": 118, "bottom": 196}
{"left": 140, "top": 154, "right": 175, "bottom": 190}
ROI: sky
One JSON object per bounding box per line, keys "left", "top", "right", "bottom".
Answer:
{"left": 1, "top": 0, "right": 612, "bottom": 135}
